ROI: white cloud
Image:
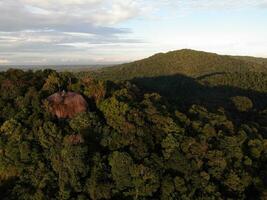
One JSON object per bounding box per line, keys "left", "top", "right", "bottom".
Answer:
{"left": 0, "top": 59, "right": 9, "bottom": 64}
{"left": 18, "top": 0, "right": 139, "bottom": 26}
{"left": 90, "top": 0, "right": 139, "bottom": 25}
{"left": 0, "top": 0, "right": 267, "bottom": 65}
{"left": 0, "top": 0, "right": 143, "bottom": 65}
{"left": 1, "top": 0, "right": 266, "bottom": 32}
{"left": 154, "top": 0, "right": 267, "bottom": 10}
{"left": 23, "top": 0, "right": 101, "bottom": 6}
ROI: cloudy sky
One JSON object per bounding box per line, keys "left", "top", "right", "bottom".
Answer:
{"left": 0, "top": 0, "right": 267, "bottom": 65}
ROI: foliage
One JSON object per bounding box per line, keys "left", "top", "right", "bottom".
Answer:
{"left": 0, "top": 68, "right": 266, "bottom": 200}
{"left": 231, "top": 96, "right": 254, "bottom": 112}
{"left": 86, "top": 49, "right": 267, "bottom": 81}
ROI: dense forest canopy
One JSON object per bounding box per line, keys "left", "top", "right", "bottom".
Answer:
{"left": 0, "top": 49, "right": 267, "bottom": 200}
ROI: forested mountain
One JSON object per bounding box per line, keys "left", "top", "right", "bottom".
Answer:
{"left": 85, "top": 50, "right": 267, "bottom": 111}
{"left": 90, "top": 49, "right": 267, "bottom": 81}
{"left": 0, "top": 50, "right": 267, "bottom": 199}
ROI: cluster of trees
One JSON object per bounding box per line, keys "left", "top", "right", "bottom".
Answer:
{"left": 199, "top": 72, "right": 267, "bottom": 93}
{"left": 0, "top": 69, "right": 267, "bottom": 199}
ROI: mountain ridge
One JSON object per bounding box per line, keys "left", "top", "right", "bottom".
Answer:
{"left": 92, "top": 49, "right": 267, "bottom": 81}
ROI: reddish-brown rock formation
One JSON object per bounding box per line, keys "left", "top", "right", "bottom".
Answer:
{"left": 47, "top": 91, "right": 88, "bottom": 119}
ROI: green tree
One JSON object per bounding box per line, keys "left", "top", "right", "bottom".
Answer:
{"left": 231, "top": 96, "right": 253, "bottom": 112}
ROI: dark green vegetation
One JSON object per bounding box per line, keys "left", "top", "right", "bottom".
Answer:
{"left": 0, "top": 49, "right": 267, "bottom": 199}
{"left": 86, "top": 49, "right": 267, "bottom": 110}
{"left": 90, "top": 49, "right": 267, "bottom": 81}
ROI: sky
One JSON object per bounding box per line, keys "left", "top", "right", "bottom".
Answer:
{"left": 0, "top": 0, "right": 267, "bottom": 65}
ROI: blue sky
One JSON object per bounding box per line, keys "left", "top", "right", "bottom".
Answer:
{"left": 0, "top": 0, "right": 267, "bottom": 65}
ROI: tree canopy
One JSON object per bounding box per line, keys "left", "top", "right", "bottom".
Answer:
{"left": 0, "top": 68, "right": 266, "bottom": 200}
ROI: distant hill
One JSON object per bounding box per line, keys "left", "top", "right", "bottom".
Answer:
{"left": 91, "top": 49, "right": 267, "bottom": 80}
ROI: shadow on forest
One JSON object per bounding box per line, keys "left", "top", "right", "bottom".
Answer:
{"left": 131, "top": 73, "right": 267, "bottom": 111}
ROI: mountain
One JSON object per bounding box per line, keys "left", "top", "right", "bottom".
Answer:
{"left": 91, "top": 49, "right": 267, "bottom": 81}
{"left": 84, "top": 49, "right": 267, "bottom": 110}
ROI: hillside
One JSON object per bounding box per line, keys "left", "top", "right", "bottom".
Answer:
{"left": 198, "top": 72, "right": 267, "bottom": 93}
{"left": 85, "top": 50, "right": 267, "bottom": 109}
{"left": 91, "top": 49, "right": 267, "bottom": 80}
{"left": 234, "top": 55, "right": 267, "bottom": 66}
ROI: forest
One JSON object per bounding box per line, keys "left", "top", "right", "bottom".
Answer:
{"left": 0, "top": 50, "right": 267, "bottom": 200}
